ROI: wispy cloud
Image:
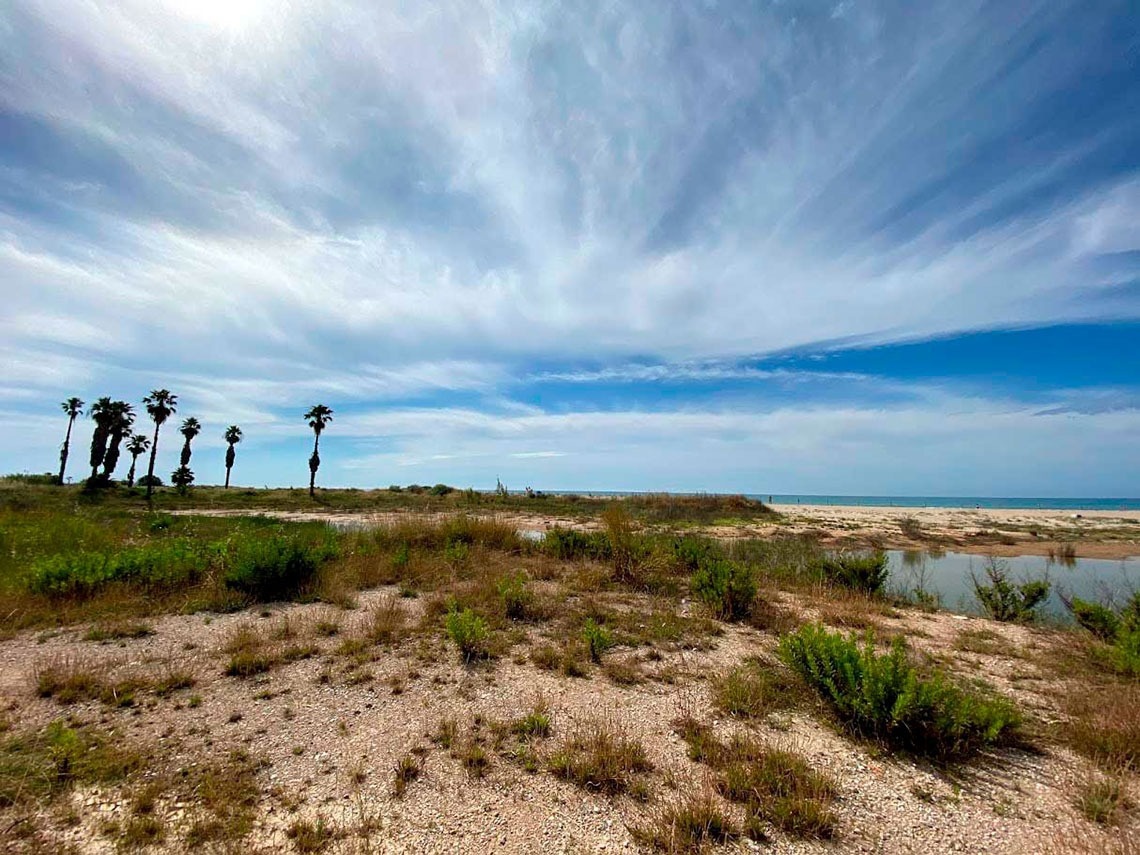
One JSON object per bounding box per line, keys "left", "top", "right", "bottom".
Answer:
{"left": 1, "top": 1, "right": 1137, "bottom": 492}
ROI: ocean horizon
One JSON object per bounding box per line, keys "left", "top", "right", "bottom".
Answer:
{"left": 572, "top": 492, "right": 1140, "bottom": 511}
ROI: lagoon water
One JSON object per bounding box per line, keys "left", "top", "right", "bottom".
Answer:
{"left": 887, "top": 550, "right": 1140, "bottom": 621}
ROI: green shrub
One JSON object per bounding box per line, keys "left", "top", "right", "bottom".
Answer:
{"left": 692, "top": 559, "right": 757, "bottom": 621}
{"left": 1070, "top": 597, "right": 1121, "bottom": 641}
{"left": 1110, "top": 627, "right": 1140, "bottom": 677}
{"left": 445, "top": 605, "right": 488, "bottom": 662}
{"left": 821, "top": 551, "right": 889, "bottom": 594}
{"left": 27, "top": 541, "right": 206, "bottom": 598}
{"left": 544, "top": 527, "right": 612, "bottom": 561}
{"left": 430, "top": 483, "right": 454, "bottom": 496}
{"left": 224, "top": 534, "right": 336, "bottom": 601}
{"left": 496, "top": 573, "right": 532, "bottom": 620}
{"left": 583, "top": 618, "right": 614, "bottom": 663}
{"left": 671, "top": 536, "right": 722, "bottom": 572}
{"left": 972, "top": 560, "right": 1050, "bottom": 622}
{"left": 779, "top": 624, "right": 1019, "bottom": 757}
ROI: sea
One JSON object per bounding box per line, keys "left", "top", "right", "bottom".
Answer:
{"left": 756, "top": 495, "right": 1140, "bottom": 511}
{"left": 575, "top": 492, "right": 1140, "bottom": 511}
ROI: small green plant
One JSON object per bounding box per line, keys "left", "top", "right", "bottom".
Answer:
{"left": 582, "top": 618, "right": 614, "bottom": 663}
{"left": 691, "top": 558, "right": 757, "bottom": 621}
{"left": 821, "top": 551, "right": 889, "bottom": 594}
{"left": 971, "top": 559, "right": 1050, "bottom": 622}
{"left": 286, "top": 816, "right": 335, "bottom": 852}
{"left": 497, "top": 573, "right": 532, "bottom": 620}
{"left": 392, "top": 753, "right": 422, "bottom": 797}
{"left": 512, "top": 702, "right": 552, "bottom": 738}
{"left": 445, "top": 605, "right": 489, "bottom": 662}
{"left": 1077, "top": 774, "right": 1131, "bottom": 825}
{"left": 779, "top": 624, "right": 1019, "bottom": 757}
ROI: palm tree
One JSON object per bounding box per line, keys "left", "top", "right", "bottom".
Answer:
{"left": 87, "top": 397, "right": 114, "bottom": 483}
{"left": 223, "top": 425, "right": 243, "bottom": 489}
{"left": 100, "top": 401, "right": 135, "bottom": 481}
{"left": 57, "top": 397, "right": 84, "bottom": 484}
{"left": 125, "top": 434, "right": 150, "bottom": 487}
{"left": 142, "top": 390, "right": 177, "bottom": 499}
{"left": 179, "top": 417, "right": 201, "bottom": 467}
{"left": 304, "top": 405, "right": 333, "bottom": 497}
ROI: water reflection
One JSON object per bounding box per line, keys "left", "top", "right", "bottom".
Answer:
{"left": 887, "top": 549, "right": 1139, "bottom": 621}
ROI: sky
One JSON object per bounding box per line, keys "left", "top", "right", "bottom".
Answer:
{"left": 1, "top": 0, "right": 1138, "bottom": 496}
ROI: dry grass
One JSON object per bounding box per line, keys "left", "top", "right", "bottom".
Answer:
{"left": 709, "top": 661, "right": 804, "bottom": 720}
{"left": 32, "top": 655, "right": 194, "bottom": 707}
{"left": 548, "top": 714, "right": 653, "bottom": 796}
{"left": 1063, "top": 681, "right": 1140, "bottom": 770}
{"left": 1076, "top": 773, "right": 1133, "bottom": 825}
{"left": 633, "top": 784, "right": 737, "bottom": 853}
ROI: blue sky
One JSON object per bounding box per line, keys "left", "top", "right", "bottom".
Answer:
{"left": 1, "top": 0, "right": 1138, "bottom": 495}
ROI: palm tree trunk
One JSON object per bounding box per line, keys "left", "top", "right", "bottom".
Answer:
{"left": 127, "top": 455, "right": 138, "bottom": 488}
{"left": 145, "top": 424, "right": 160, "bottom": 499}
{"left": 309, "top": 434, "right": 320, "bottom": 497}
{"left": 58, "top": 415, "right": 74, "bottom": 485}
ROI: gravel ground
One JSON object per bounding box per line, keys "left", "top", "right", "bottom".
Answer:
{"left": 0, "top": 587, "right": 1135, "bottom": 854}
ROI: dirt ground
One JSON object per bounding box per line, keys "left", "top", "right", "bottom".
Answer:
{"left": 2, "top": 583, "right": 1134, "bottom": 854}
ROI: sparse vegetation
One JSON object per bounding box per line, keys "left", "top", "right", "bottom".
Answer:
{"left": 548, "top": 715, "right": 652, "bottom": 795}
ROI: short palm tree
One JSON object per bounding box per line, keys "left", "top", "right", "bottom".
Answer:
{"left": 179, "top": 417, "right": 201, "bottom": 467}
{"left": 125, "top": 434, "right": 150, "bottom": 487}
{"left": 100, "top": 401, "right": 135, "bottom": 481}
{"left": 57, "top": 397, "right": 84, "bottom": 484}
{"left": 304, "top": 405, "right": 333, "bottom": 497}
{"left": 223, "top": 425, "right": 243, "bottom": 489}
{"left": 87, "top": 397, "right": 114, "bottom": 483}
{"left": 142, "top": 390, "right": 177, "bottom": 499}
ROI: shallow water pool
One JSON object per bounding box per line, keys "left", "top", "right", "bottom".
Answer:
{"left": 886, "top": 549, "right": 1140, "bottom": 621}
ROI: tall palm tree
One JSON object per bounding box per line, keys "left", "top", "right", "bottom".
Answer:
{"left": 57, "top": 397, "right": 84, "bottom": 484}
{"left": 142, "top": 390, "right": 177, "bottom": 499}
{"left": 223, "top": 425, "right": 243, "bottom": 489}
{"left": 100, "top": 401, "right": 135, "bottom": 481}
{"left": 179, "top": 417, "right": 201, "bottom": 467}
{"left": 87, "top": 397, "right": 114, "bottom": 483}
{"left": 304, "top": 405, "right": 333, "bottom": 497}
{"left": 125, "top": 434, "right": 150, "bottom": 487}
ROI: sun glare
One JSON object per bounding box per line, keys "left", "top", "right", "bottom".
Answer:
{"left": 164, "top": 0, "right": 272, "bottom": 31}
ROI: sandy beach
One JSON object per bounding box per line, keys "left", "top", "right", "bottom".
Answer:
{"left": 766, "top": 503, "right": 1140, "bottom": 559}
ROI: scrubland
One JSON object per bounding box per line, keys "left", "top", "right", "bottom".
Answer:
{"left": 0, "top": 481, "right": 1136, "bottom": 853}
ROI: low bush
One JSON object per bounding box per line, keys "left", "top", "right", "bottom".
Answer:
{"left": 821, "top": 551, "right": 889, "bottom": 595}
{"left": 779, "top": 624, "right": 1019, "bottom": 757}
{"left": 691, "top": 559, "right": 757, "bottom": 621}
{"left": 497, "top": 573, "right": 532, "bottom": 620}
{"left": 971, "top": 559, "right": 1050, "bottom": 622}
{"left": 224, "top": 533, "right": 338, "bottom": 601}
{"left": 1069, "top": 598, "right": 1120, "bottom": 641}
{"left": 445, "top": 605, "right": 489, "bottom": 662}
{"left": 27, "top": 541, "right": 207, "bottom": 598}
{"left": 544, "top": 527, "right": 612, "bottom": 561}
